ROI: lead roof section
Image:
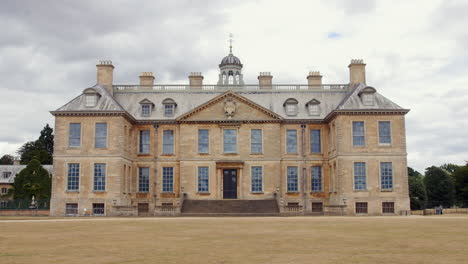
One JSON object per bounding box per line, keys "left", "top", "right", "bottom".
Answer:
{"left": 0, "top": 165, "right": 53, "bottom": 184}
{"left": 52, "top": 83, "right": 407, "bottom": 120}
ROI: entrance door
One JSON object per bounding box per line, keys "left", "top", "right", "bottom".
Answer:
{"left": 223, "top": 169, "right": 238, "bottom": 199}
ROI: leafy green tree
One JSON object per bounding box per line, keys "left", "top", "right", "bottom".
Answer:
{"left": 12, "top": 159, "right": 51, "bottom": 201}
{"left": 424, "top": 166, "right": 456, "bottom": 208}
{"left": 408, "top": 167, "right": 427, "bottom": 210}
{"left": 440, "top": 163, "right": 460, "bottom": 175}
{"left": 453, "top": 164, "right": 468, "bottom": 207}
{"left": 0, "top": 154, "right": 14, "bottom": 165}
{"left": 17, "top": 124, "right": 54, "bottom": 165}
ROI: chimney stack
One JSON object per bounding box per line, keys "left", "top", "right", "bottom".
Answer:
{"left": 307, "top": 71, "right": 322, "bottom": 87}
{"left": 139, "top": 72, "right": 155, "bottom": 87}
{"left": 258, "top": 72, "right": 273, "bottom": 89}
{"left": 189, "top": 72, "right": 204, "bottom": 89}
{"left": 348, "top": 59, "right": 366, "bottom": 84}
{"left": 96, "top": 60, "right": 114, "bottom": 95}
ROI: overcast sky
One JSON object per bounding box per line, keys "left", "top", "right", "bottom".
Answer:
{"left": 0, "top": 0, "right": 467, "bottom": 172}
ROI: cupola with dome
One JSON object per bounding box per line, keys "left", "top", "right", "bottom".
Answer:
{"left": 217, "top": 34, "right": 245, "bottom": 85}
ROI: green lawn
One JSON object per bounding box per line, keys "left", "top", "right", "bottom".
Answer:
{"left": 1, "top": 216, "right": 467, "bottom": 264}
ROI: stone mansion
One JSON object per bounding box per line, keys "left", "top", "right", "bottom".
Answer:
{"left": 50, "top": 48, "right": 410, "bottom": 216}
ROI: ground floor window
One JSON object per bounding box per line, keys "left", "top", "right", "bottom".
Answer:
{"left": 355, "top": 202, "right": 368, "bottom": 214}
{"left": 93, "top": 203, "right": 105, "bottom": 215}
{"left": 311, "top": 202, "right": 323, "bottom": 213}
{"left": 138, "top": 167, "right": 149, "bottom": 192}
{"left": 66, "top": 203, "right": 78, "bottom": 215}
{"left": 0, "top": 200, "right": 8, "bottom": 208}
{"left": 162, "top": 167, "right": 174, "bottom": 192}
{"left": 382, "top": 202, "right": 395, "bottom": 214}
{"left": 198, "top": 167, "right": 209, "bottom": 192}
{"left": 287, "top": 166, "right": 298, "bottom": 192}
{"left": 251, "top": 166, "right": 263, "bottom": 192}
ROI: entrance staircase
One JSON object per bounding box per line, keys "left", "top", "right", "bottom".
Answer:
{"left": 181, "top": 199, "right": 279, "bottom": 216}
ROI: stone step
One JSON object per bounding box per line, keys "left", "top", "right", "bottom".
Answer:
{"left": 181, "top": 199, "right": 279, "bottom": 214}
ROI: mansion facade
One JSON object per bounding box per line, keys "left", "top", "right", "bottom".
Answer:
{"left": 50, "top": 49, "right": 410, "bottom": 216}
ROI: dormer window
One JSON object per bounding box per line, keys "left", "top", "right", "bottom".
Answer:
{"left": 83, "top": 88, "right": 101, "bottom": 107}
{"left": 306, "top": 99, "right": 321, "bottom": 116}
{"left": 162, "top": 98, "right": 177, "bottom": 117}
{"left": 359, "top": 86, "right": 377, "bottom": 106}
{"left": 3, "top": 172, "right": 11, "bottom": 179}
{"left": 283, "top": 98, "right": 299, "bottom": 116}
{"left": 139, "top": 99, "right": 155, "bottom": 117}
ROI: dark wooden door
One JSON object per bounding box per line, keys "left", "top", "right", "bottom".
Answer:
{"left": 223, "top": 169, "right": 237, "bottom": 199}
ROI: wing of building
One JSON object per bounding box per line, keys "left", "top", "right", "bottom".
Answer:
{"left": 49, "top": 50, "right": 410, "bottom": 216}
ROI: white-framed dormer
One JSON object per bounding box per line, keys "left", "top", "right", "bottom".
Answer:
{"left": 283, "top": 98, "right": 299, "bottom": 116}
{"left": 162, "top": 98, "right": 177, "bottom": 117}
{"left": 139, "top": 98, "right": 155, "bottom": 117}
{"left": 83, "top": 88, "right": 101, "bottom": 107}
{"left": 358, "top": 86, "right": 377, "bottom": 106}
{"left": 305, "top": 99, "right": 321, "bottom": 116}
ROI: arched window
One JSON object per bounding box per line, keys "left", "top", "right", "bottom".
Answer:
{"left": 139, "top": 99, "right": 155, "bottom": 117}
{"left": 359, "top": 86, "right": 377, "bottom": 106}
{"left": 283, "top": 98, "right": 299, "bottom": 116}
{"left": 83, "top": 88, "right": 101, "bottom": 107}
{"left": 306, "top": 99, "right": 321, "bottom": 116}
{"left": 162, "top": 98, "right": 177, "bottom": 117}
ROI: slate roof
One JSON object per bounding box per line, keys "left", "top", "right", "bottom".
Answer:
{"left": 0, "top": 165, "right": 53, "bottom": 184}
{"left": 52, "top": 83, "right": 407, "bottom": 121}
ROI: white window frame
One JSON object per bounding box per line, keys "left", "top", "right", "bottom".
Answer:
{"left": 287, "top": 166, "right": 299, "bottom": 192}
{"left": 138, "top": 167, "right": 150, "bottom": 193}
{"left": 164, "top": 104, "right": 175, "bottom": 117}
{"left": 308, "top": 104, "right": 320, "bottom": 116}
{"left": 251, "top": 166, "right": 264, "bottom": 193}
{"left": 250, "top": 129, "right": 263, "bottom": 154}
{"left": 223, "top": 128, "right": 238, "bottom": 154}
{"left": 362, "top": 93, "right": 375, "bottom": 106}
{"left": 198, "top": 129, "right": 210, "bottom": 154}
{"left": 197, "top": 166, "right": 209, "bottom": 193}
{"left": 352, "top": 121, "right": 365, "bottom": 147}
{"left": 311, "top": 166, "right": 323, "bottom": 192}
{"left": 353, "top": 162, "right": 367, "bottom": 191}
{"left": 380, "top": 162, "right": 393, "bottom": 191}
{"left": 141, "top": 104, "right": 152, "bottom": 117}
{"left": 162, "top": 130, "right": 175, "bottom": 155}
{"left": 139, "top": 130, "right": 150, "bottom": 154}
{"left": 66, "top": 163, "right": 80, "bottom": 192}
{"left": 378, "top": 121, "right": 392, "bottom": 145}
{"left": 94, "top": 122, "right": 108, "bottom": 148}
{"left": 68, "top": 123, "right": 81, "bottom": 148}
{"left": 93, "top": 163, "right": 106, "bottom": 192}
{"left": 162, "top": 167, "right": 174, "bottom": 193}
{"left": 85, "top": 94, "right": 98, "bottom": 107}
{"left": 286, "top": 129, "right": 298, "bottom": 154}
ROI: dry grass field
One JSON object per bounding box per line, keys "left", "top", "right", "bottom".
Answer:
{"left": 1, "top": 216, "right": 468, "bottom": 264}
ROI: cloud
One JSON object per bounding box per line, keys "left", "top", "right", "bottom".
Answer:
{"left": 1, "top": 0, "right": 467, "bottom": 173}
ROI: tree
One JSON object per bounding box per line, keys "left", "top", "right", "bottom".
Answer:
{"left": 453, "top": 164, "right": 468, "bottom": 207}
{"left": 408, "top": 167, "right": 427, "bottom": 210}
{"left": 12, "top": 159, "right": 51, "bottom": 201}
{"left": 38, "top": 124, "right": 54, "bottom": 158}
{"left": 16, "top": 124, "right": 54, "bottom": 165}
{"left": 0, "top": 154, "right": 14, "bottom": 165}
{"left": 17, "top": 141, "right": 50, "bottom": 165}
{"left": 440, "top": 163, "right": 460, "bottom": 175}
{"left": 424, "top": 166, "right": 456, "bottom": 208}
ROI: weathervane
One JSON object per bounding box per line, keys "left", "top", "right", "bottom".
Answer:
{"left": 229, "top": 33, "right": 233, "bottom": 54}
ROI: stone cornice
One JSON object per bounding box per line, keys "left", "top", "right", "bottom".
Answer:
{"left": 324, "top": 109, "right": 410, "bottom": 122}
{"left": 50, "top": 110, "right": 136, "bottom": 123}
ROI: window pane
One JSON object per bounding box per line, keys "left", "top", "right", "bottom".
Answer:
{"left": 251, "top": 129, "right": 262, "bottom": 153}
{"left": 286, "top": 130, "right": 297, "bottom": 153}
{"left": 352, "top": 121, "right": 365, "bottom": 146}
{"left": 198, "top": 167, "right": 209, "bottom": 192}
{"left": 198, "top": 129, "right": 209, "bottom": 153}
{"left": 85, "top": 95, "right": 97, "bottom": 107}
{"left": 382, "top": 202, "right": 395, "bottom": 213}
{"left": 164, "top": 104, "right": 174, "bottom": 116}
{"left": 354, "top": 162, "right": 367, "bottom": 190}
{"left": 66, "top": 203, "right": 78, "bottom": 215}
{"left": 287, "top": 167, "right": 298, "bottom": 192}
{"left": 355, "top": 202, "right": 368, "bottom": 214}
{"left": 163, "top": 130, "right": 174, "bottom": 154}
{"left": 310, "top": 129, "right": 321, "bottom": 153}
{"left": 138, "top": 167, "right": 149, "bottom": 192}
{"left": 67, "top": 163, "right": 80, "bottom": 191}
{"left": 93, "top": 163, "right": 106, "bottom": 191}
{"left": 162, "top": 167, "right": 174, "bottom": 192}
{"left": 95, "top": 123, "right": 107, "bottom": 148}
{"left": 141, "top": 104, "right": 151, "bottom": 117}
{"left": 69, "top": 123, "right": 81, "bottom": 147}
{"left": 311, "top": 166, "right": 322, "bottom": 192}
{"left": 379, "top": 121, "right": 391, "bottom": 144}
{"left": 139, "top": 130, "right": 150, "bottom": 154}
{"left": 223, "top": 129, "right": 237, "bottom": 153}
{"left": 251, "top": 166, "right": 263, "bottom": 192}
{"left": 381, "top": 162, "right": 393, "bottom": 190}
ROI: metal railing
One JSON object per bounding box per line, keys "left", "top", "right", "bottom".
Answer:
{"left": 113, "top": 84, "right": 349, "bottom": 93}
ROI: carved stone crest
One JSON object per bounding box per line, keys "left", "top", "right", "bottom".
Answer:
{"left": 223, "top": 97, "right": 237, "bottom": 119}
